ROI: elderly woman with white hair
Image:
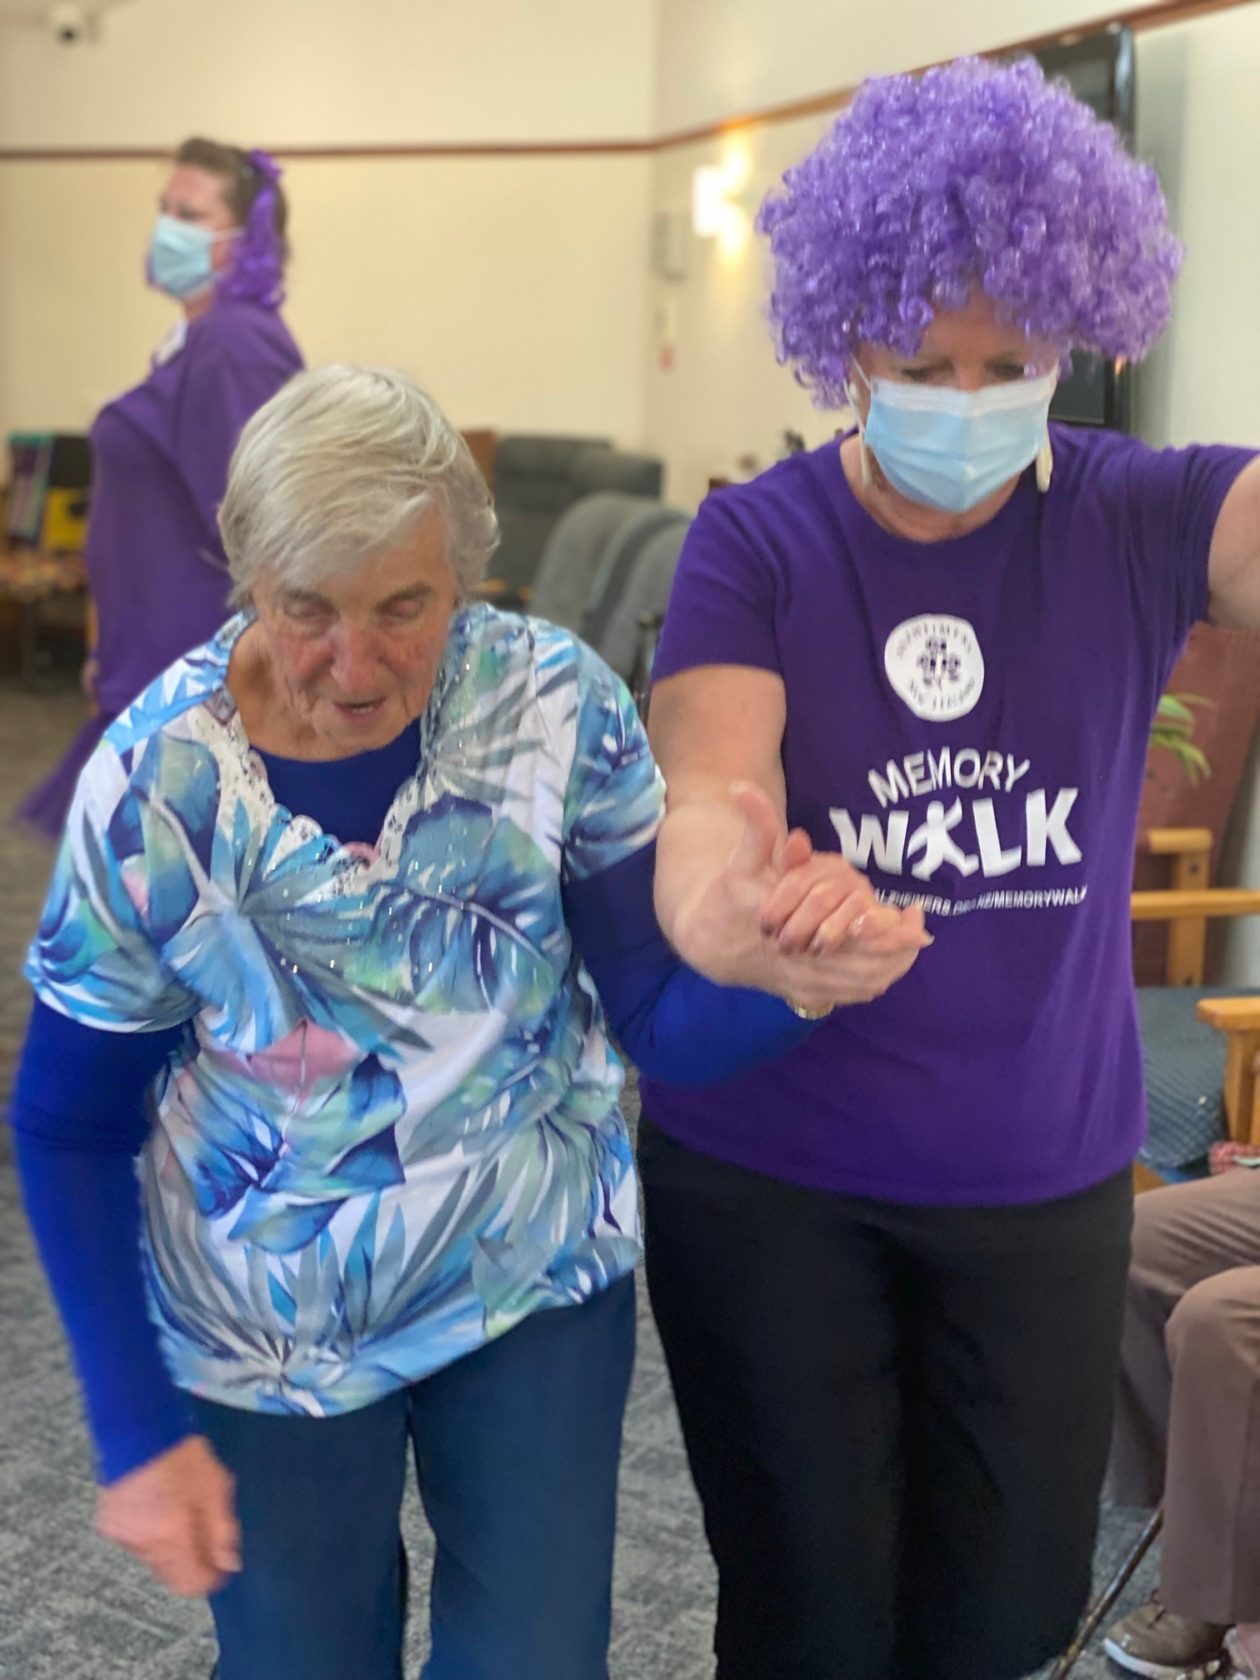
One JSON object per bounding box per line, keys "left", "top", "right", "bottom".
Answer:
{"left": 8, "top": 365, "right": 921, "bottom": 1680}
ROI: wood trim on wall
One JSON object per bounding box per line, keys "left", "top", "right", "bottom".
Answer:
{"left": 0, "top": 139, "right": 655, "bottom": 163}
{"left": 657, "top": 0, "right": 1260, "bottom": 146}
{"left": 0, "top": 0, "right": 1255, "bottom": 165}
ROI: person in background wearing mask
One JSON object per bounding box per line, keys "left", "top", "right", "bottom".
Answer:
{"left": 16, "top": 137, "right": 303, "bottom": 838}
{"left": 641, "top": 57, "right": 1260, "bottom": 1680}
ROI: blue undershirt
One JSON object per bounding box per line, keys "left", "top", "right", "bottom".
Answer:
{"left": 12, "top": 726, "right": 812, "bottom": 1482}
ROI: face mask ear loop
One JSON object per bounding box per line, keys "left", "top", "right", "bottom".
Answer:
{"left": 1035, "top": 435, "right": 1054, "bottom": 493}
{"left": 845, "top": 366, "right": 875, "bottom": 489}
{"left": 1032, "top": 355, "right": 1057, "bottom": 492}
{"left": 859, "top": 434, "right": 874, "bottom": 489}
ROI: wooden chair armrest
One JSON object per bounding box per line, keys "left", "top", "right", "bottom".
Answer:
{"left": 1196, "top": 996, "right": 1260, "bottom": 1032}
{"left": 1140, "top": 827, "right": 1213, "bottom": 859}
{"left": 1195, "top": 996, "right": 1260, "bottom": 1147}
{"left": 1131, "top": 889, "right": 1260, "bottom": 922}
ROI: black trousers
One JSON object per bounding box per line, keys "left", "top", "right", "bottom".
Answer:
{"left": 639, "top": 1118, "right": 1134, "bottom": 1680}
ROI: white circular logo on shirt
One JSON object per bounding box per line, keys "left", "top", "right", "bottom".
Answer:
{"left": 884, "top": 615, "right": 985, "bottom": 721}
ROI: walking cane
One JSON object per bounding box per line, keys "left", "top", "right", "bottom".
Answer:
{"left": 1048, "top": 1507, "right": 1164, "bottom": 1680}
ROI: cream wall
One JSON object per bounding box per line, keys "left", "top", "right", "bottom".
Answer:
{"left": 655, "top": 0, "right": 1126, "bottom": 134}
{"left": 1130, "top": 8, "right": 1260, "bottom": 981}
{"left": 0, "top": 0, "right": 657, "bottom": 453}
{"left": 643, "top": 115, "right": 841, "bottom": 510}
{"left": 285, "top": 156, "right": 652, "bottom": 438}
{"left": 0, "top": 0, "right": 656, "bottom": 146}
{"left": 0, "top": 152, "right": 654, "bottom": 447}
{"left": 1131, "top": 9, "right": 1260, "bottom": 451}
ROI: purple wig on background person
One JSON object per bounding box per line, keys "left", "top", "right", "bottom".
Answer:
{"left": 758, "top": 56, "right": 1183, "bottom": 407}
{"left": 217, "top": 149, "right": 286, "bottom": 310}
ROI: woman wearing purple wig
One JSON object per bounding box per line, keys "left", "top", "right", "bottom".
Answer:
{"left": 640, "top": 56, "right": 1260, "bottom": 1680}
{"left": 15, "top": 137, "right": 303, "bottom": 838}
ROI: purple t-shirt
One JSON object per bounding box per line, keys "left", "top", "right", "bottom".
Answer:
{"left": 642, "top": 425, "right": 1253, "bottom": 1205}
{"left": 13, "top": 301, "right": 304, "bottom": 840}
{"left": 90, "top": 300, "right": 303, "bottom": 717}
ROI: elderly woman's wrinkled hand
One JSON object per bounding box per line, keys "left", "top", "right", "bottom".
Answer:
{"left": 758, "top": 841, "right": 933, "bottom": 961}
{"left": 96, "top": 1435, "right": 241, "bottom": 1598}
{"left": 738, "top": 782, "right": 932, "bottom": 1008}
{"left": 698, "top": 783, "right": 930, "bottom": 1010}
{"left": 770, "top": 899, "right": 931, "bottom": 1012}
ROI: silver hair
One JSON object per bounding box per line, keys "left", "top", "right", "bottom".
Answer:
{"left": 218, "top": 364, "right": 499, "bottom": 606}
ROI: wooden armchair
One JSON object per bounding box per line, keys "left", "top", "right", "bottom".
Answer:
{"left": 1194, "top": 995, "right": 1260, "bottom": 1147}
{"left": 1131, "top": 827, "right": 1260, "bottom": 1183}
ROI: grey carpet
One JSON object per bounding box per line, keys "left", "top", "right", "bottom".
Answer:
{"left": 0, "top": 676, "right": 1152, "bottom": 1679}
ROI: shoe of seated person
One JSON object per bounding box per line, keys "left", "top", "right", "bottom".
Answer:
{"left": 1102, "top": 1597, "right": 1227, "bottom": 1678}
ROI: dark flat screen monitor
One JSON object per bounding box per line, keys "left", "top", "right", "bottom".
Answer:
{"left": 1032, "top": 26, "right": 1136, "bottom": 431}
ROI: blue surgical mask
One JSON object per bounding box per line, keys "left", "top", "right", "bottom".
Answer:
{"left": 146, "top": 214, "right": 237, "bottom": 300}
{"left": 848, "top": 365, "right": 1058, "bottom": 513}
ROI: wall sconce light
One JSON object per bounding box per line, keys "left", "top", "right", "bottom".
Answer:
{"left": 692, "top": 166, "right": 732, "bottom": 238}
{"left": 692, "top": 147, "right": 754, "bottom": 261}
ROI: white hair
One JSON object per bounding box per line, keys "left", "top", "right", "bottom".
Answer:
{"left": 218, "top": 364, "right": 499, "bottom": 606}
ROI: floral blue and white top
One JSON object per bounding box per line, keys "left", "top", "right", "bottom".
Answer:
{"left": 25, "top": 605, "right": 663, "bottom": 1416}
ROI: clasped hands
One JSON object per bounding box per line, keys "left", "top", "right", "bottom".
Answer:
{"left": 675, "top": 782, "right": 932, "bottom": 1013}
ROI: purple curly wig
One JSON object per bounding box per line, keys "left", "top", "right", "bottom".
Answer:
{"left": 758, "top": 56, "right": 1183, "bottom": 407}
{"left": 216, "top": 149, "right": 287, "bottom": 310}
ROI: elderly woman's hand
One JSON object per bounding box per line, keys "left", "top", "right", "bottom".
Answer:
{"left": 769, "top": 901, "right": 931, "bottom": 1012}
{"left": 726, "top": 783, "right": 932, "bottom": 1010}
{"left": 756, "top": 822, "right": 932, "bottom": 960}
{"left": 96, "top": 1435, "right": 241, "bottom": 1598}
{"left": 675, "top": 782, "right": 930, "bottom": 1009}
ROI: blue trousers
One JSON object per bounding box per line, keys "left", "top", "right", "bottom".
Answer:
{"left": 193, "top": 1277, "right": 635, "bottom": 1680}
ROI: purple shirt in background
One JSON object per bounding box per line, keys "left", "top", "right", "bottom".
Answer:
{"left": 643, "top": 425, "right": 1254, "bottom": 1206}
{"left": 16, "top": 299, "right": 303, "bottom": 837}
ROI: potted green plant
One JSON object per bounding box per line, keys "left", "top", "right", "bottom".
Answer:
{"left": 1150, "top": 693, "right": 1211, "bottom": 785}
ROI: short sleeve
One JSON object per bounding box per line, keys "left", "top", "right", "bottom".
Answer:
{"left": 1109, "top": 440, "right": 1255, "bottom": 654}
{"left": 652, "top": 490, "right": 782, "bottom": 681}
{"left": 562, "top": 649, "right": 665, "bottom": 883}
{"left": 24, "top": 742, "right": 199, "bottom": 1033}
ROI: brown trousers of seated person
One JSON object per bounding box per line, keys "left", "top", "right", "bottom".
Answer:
{"left": 1109, "top": 1169, "right": 1260, "bottom": 1624}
